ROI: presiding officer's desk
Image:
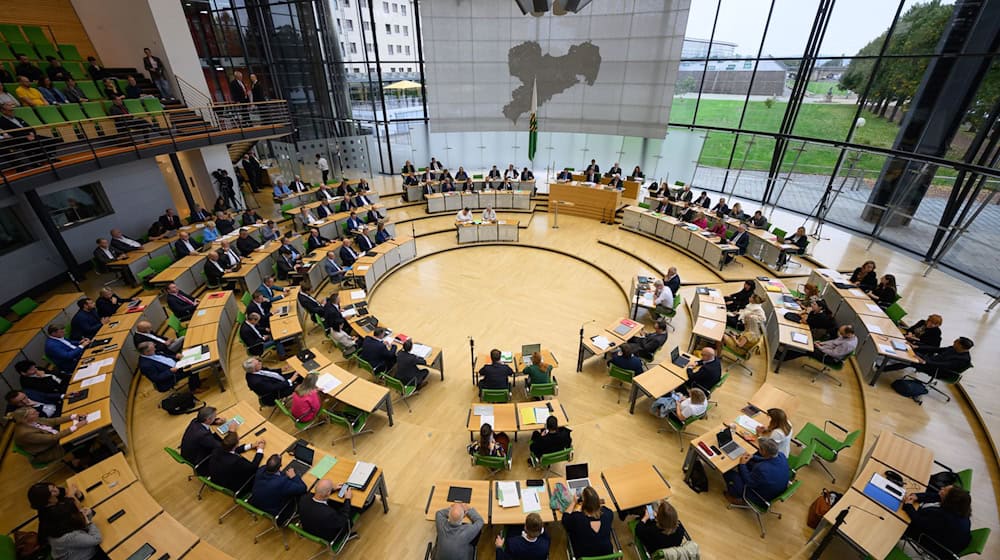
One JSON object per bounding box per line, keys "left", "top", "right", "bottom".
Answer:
{"left": 549, "top": 181, "right": 622, "bottom": 222}
{"left": 427, "top": 190, "right": 532, "bottom": 213}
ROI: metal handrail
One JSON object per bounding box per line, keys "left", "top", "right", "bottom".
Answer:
{"left": 0, "top": 100, "right": 292, "bottom": 188}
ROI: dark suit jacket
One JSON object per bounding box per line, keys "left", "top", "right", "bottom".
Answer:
{"left": 229, "top": 79, "right": 249, "bottom": 103}
{"left": 902, "top": 501, "right": 972, "bottom": 558}
{"left": 181, "top": 420, "right": 223, "bottom": 475}
{"left": 70, "top": 309, "right": 103, "bottom": 340}
{"left": 159, "top": 214, "right": 182, "bottom": 230}
{"left": 174, "top": 238, "right": 202, "bottom": 257}
{"left": 236, "top": 236, "right": 262, "bottom": 254}
{"left": 306, "top": 235, "right": 329, "bottom": 253}
{"left": 205, "top": 259, "right": 227, "bottom": 286}
{"left": 634, "top": 331, "right": 667, "bottom": 359}
{"left": 44, "top": 338, "right": 83, "bottom": 373}
{"left": 110, "top": 237, "right": 142, "bottom": 254}
{"left": 529, "top": 426, "right": 572, "bottom": 458}
{"left": 93, "top": 246, "right": 121, "bottom": 267}
{"left": 20, "top": 373, "right": 65, "bottom": 396}
{"left": 906, "top": 321, "right": 942, "bottom": 349}
{"left": 919, "top": 347, "right": 972, "bottom": 374}
{"left": 736, "top": 453, "right": 790, "bottom": 503}
{"left": 133, "top": 331, "right": 173, "bottom": 357}
{"left": 246, "top": 300, "right": 272, "bottom": 330}
{"left": 787, "top": 234, "right": 809, "bottom": 254}
{"left": 354, "top": 234, "right": 374, "bottom": 252}
{"left": 245, "top": 371, "right": 293, "bottom": 405}
{"left": 251, "top": 81, "right": 265, "bottom": 102}
{"left": 220, "top": 248, "right": 241, "bottom": 269}
{"left": 209, "top": 448, "right": 263, "bottom": 494}
{"left": 665, "top": 275, "right": 681, "bottom": 297}
{"left": 167, "top": 292, "right": 198, "bottom": 320}
{"left": 297, "top": 292, "right": 324, "bottom": 318}
{"left": 276, "top": 253, "right": 296, "bottom": 281}
{"left": 732, "top": 232, "right": 750, "bottom": 255}
{"left": 143, "top": 55, "right": 166, "bottom": 78}
{"left": 478, "top": 362, "right": 513, "bottom": 389}
{"left": 359, "top": 336, "right": 396, "bottom": 372}
{"left": 239, "top": 322, "right": 268, "bottom": 356}
{"left": 250, "top": 470, "right": 307, "bottom": 517}
{"left": 322, "top": 302, "right": 346, "bottom": 331}
{"left": 394, "top": 350, "right": 427, "bottom": 385}
{"left": 686, "top": 359, "right": 722, "bottom": 394}
{"left": 297, "top": 494, "right": 353, "bottom": 542}
{"left": 139, "top": 355, "right": 178, "bottom": 392}
{"left": 339, "top": 245, "right": 358, "bottom": 266}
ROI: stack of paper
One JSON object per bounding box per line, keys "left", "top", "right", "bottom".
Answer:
{"left": 177, "top": 347, "right": 212, "bottom": 368}
{"left": 521, "top": 487, "right": 542, "bottom": 513}
{"left": 869, "top": 325, "right": 884, "bottom": 334}
{"left": 736, "top": 415, "right": 763, "bottom": 433}
{"left": 878, "top": 344, "right": 896, "bottom": 354}
{"left": 473, "top": 405, "right": 493, "bottom": 416}
{"left": 307, "top": 455, "right": 338, "bottom": 479}
{"left": 534, "top": 407, "right": 550, "bottom": 424}
{"left": 317, "top": 373, "right": 343, "bottom": 392}
{"left": 80, "top": 374, "right": 107, "bottom": 388}
{"left": 791, "top": 332, "right": 809, "bottom": 344}
{"left": 342, "top": 308, "right": 358, "bottom": 317}
{"left": 351, "top": 290, "right": 366, "bottom": 299}
{"left": 72, "top": 364, "right": 102, "bottom": 383}
{"left": 411, "top": 343, "right": 433, "bottom": 359}
{"left": 497, "top": 481, "right": 520, "bottom": 508}
{"left": 479, "top": 415, "right": 494, "bottom": 428}
{"left": 591, "top": 336, "right": 611, "bottom": 351}
{"left": 866, "top": 303, "right": 883, "bottom": 313}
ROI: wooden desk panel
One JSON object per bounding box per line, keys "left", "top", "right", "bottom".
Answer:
{"left": 601, "top": 462, "right": 672, "bottom": 512}
{"left": 748, "top": 384, "right": 799, "bottom": 416}
{"left": 490, "top": 480, "right": 555, "bottom": 524}
{"left": 515, "top": 399, "right": 569, "bottom": 431}
{"left": 92, "top": 484, "right": 163, "bottom": 551}
{"left": 36, "top": 292, "right": 86, "bottom": 312}
{"left": 869, "top": 431, "right": 934, "bottom": 483}
{"left": 424, "top": 480, "right": 491, "bottom": 521}
{"left": 7, "top": 309, "right": 63, "bottom": 333}
{"left": 335, "top": 377, "right": 389, "bottom": 414}
{"left": 822, "top": 489, "right": 907, "bottom": 560}
{"left": 109, "top": 514, "right": 198, "bottom": 559}
{"left": 688, "top": 423, "right": 755, "bottom": 474}
{"left": 467, "top": 402, "right": 518, "bottom": 433}
{"left": 549, "top": 182, "right": 621, "bottom": 221}
{"left": 59, "top": 398, "right": 112, "bottom": 446}
{"left": 66, "top": 452, "right": 136, "bottom": 506}
{"left": 184, "top": 541, "right": 236, "bottom": 560}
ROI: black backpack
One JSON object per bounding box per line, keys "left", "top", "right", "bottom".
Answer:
{"left": 160, "top": 391, "right": 204, "bottom": 415}
{"left": 891, "top": 378, "right": 929, "bottom": 400}
{"left": 686, "top": 459, "right": 709, "bottom": 493}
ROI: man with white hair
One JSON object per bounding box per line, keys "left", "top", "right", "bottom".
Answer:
{"left": 434, "top": 502, "right": 484, "bottom": 560}
{"left": 664, "top": 267, "right": 681, "bottom": 296}
{"left": 242, "top": 357, "right": 298, "bottom": 405}
{"left": 681, "top": 347, "right": 721, "bottom": 396}
{"left": 297, "top": 479, "right": 356, "bottom": 541}
{"left": 723, "top": 437, "right": 790, "bottom": 506}
{"left": 137, "top": 341, "right": 202, "bottom": 393}
{"left": 133, "top": 319, "right": 184, "bottom": 357}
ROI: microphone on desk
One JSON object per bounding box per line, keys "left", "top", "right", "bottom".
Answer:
{"left": 843, "top": 504, "right": 886, "bottom": 522}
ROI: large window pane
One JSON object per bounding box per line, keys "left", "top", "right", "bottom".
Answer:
{"left": 759, "top": 0, "right": 821, "bottom": 58}
{"left": 41, "top": 184, "right": 114, "bottom": 230}
{"left": 0, "top": 205, "right": 33, "bottom": 256}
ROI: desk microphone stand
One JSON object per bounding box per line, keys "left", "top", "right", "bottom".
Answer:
{"left": 469, "top": 337, "right": 476, "bottom": 386}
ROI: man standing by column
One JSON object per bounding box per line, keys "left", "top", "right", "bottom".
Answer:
{"left": 142, "top": 48, "right": 173, "bottom": 100}
{"left": 316, "top": 153, "right": 330, "bottom": 185}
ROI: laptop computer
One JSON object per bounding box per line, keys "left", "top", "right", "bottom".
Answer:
{"left": 521, "top": 343, "right": 541, "bottom": 363}
{"left": 670, "top": 346, "right": 691, "bottom": 368}
{"left": 716, "top": 428, "right": 746, "bottom": 460}
{"left": 275, "top": 305, "right": 290, "bottom": 316}
{"left": 284, "top": 443, "right": 315, "bottom": 477}
{"left": 565, "top": 463, "right": 591, "bottom": 494}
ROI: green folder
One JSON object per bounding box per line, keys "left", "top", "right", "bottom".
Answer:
{"left": 308, "top": 455, "right": 338, "bottom": 479}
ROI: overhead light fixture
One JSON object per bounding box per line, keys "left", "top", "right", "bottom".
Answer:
{"left": 560, "top": 0, "right": 593, "bottom": 12}
{"left": 514, "top": 0, "right": 553, "bottom": 15}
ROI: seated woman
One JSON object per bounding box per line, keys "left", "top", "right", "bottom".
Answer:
{"left": 47, "top": 504, "right": 104, "bottom": 560}
{"left": 725, "top": 281, "right": 755, "bottom": 313}
{"left": 635, "top": 501, "right": 686, "bottom": 555}
{"left": 729, "top": 202, "right": 746, "bottom": 221}
{"left": 754, "top": 408, "right": 792, "bottom": 458}
{"left": 723, "top": 313, "right": 763, "bottom": 356}
{"left": 29, "top": 482, "right": 87, "bottom": 543}
{"left": 522, "top": 351, "right": 551, "bottom": 391}
{"left": 290, "top": 373, "right": 323, "bottom": 423}
{"left": 529, "top": 415, "right": 572, "bottom": 458}
{"left": 669, "top": 387, "right": 708, "bottom": 424}
{"left": 213, "top": 196, "right": 228, "bottom": 213}
{"left": 467, "top": 423, "right": 509, "bottom": 457}
{"left": 797, "top": 283, "right": 822, "bottom": 307}
{"left": 691, "top": 212, "right": 708, "bottom": 229}
{"left": 708, "top": 220, "right": 727, "bottom": 238}
{"left": 870, "top": 274, "right": 898, "bottom": 309}
{"left": 903, "top": 485, "right": 972, "bottom": 558}
{"left": 850, "top": 260, "right": 878, "bottom": 293}
{"left": 630, "top": 165, "right": 644, "bottom": 179}
{"left": 905, "top": 314, "right": 943, "bottom": 351}
{"left": 561, "top": 486, "right": 615, "bottom": 558}
{"left": 201, "top": 221, "right": 221, "bottom": 243}
{"left": 727, "top": 294, "right": 765, "bottom": 331}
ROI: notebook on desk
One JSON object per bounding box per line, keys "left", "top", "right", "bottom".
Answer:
{"left": 447, "top": 486, "right": 472, "bottom": 503}
{"left": 670, "top": 346, "right": 691, "bottom": 368}
{"left": 283, "top": 443, "right": 315, "bottom": 478}
{"left": 891, "top": 340, "right": 908, "bottom": 352}
{"left": 347, "top": 461, "right": 377, "bottom": 490}
{"left": 716, "top": 428, "right": 746, "bottom": 459}
{"left": 521, "top": 343, "right": 541, "bottom": 363}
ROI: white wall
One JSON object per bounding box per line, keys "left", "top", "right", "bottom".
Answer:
{"left": 71, "top": 0, "right": 212, "bottom": 99}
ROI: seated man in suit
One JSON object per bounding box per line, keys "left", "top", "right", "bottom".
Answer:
{"left": 251, "top": 454, "right": 307, "bottom": 523}
{"left": 345, "top": 211, "right": 366, "bottom": 235}
{"left": 138, "top": 341, "right": 203, "bottom": 393}
{"left": 529, "top": 415, "right": 572, "bottom": 459}
{"left": 297, "top": 284, "right": 325, "bottom": 320}
{"left": 316, "top": 185, "right": 338, "bottom": 203}
{"left": 257, "top": 275, "right": 285, "bottom": 302}
{"left": 712, "top": 197, "right": 730, "bottom": 216}
{"left": 240, "top": 313, "right": 288, "bottom": 359}
{"left": 261, "top": 220, "right": 280, "bottom": 242}
{"left": 204, "top": 251, "right": 230, "bottom": 287}
{"left": 275, "top": 247, "right": 299, "bottom": 282}
{"left": 608, "top": 175, "right": 624, "bottom": 190}
{"left": 246, "top": 290, "right": 273, "bottom": 331}
{"left": 181, "top": 406, "right": 252, "bottom": 475}
{"left": 359, "top": 327, "right": 397, "bottom": 373}
{"left": 681, "top": 347, "right": 721, "bottom": 395}
{"left": 557, "top": 168, "right": 572, "bottom": 181}
{"left": 159, "top": 208, "right": 182, "bottom": 230}
{"left": 44, "top": 324, "right": 90, "bottom": 374}
{"left": 883, "top": 336, "right": 974, "bottom": 376}
{"left": 92, "top": 238, "right": 123, "bottom": 271}
{"left": 173, "top": 231, "right": 202, "bottom": 258}
{"left": 5, "top": 390, "right": 61, "bottom": 418}
{"left": 395, "top": 339, "right": 429, "bottom": 388}
{"left": 486, "top": 165, "right": 502, "bottom": 188}
{"left": 236, "top": 228, "right": 262, "bottom": 254}
{"left": 215, "top": 211, "right": 238, "bottom": 235}
{"left": 243, "top": 357, "right": 299, "bottom": 405}
{"left": 324, "top": 250, "right": 348, "bottom": 284}
{"left": 109, "top": 229, "right": 143, "bottom": 254}
{"left": 95, "top": 287, "right": 126, "bottom": 318}
{"left": 70, "top": 297, "right": 106, "bottom": 340}
{"left": 521, "top": 167, "right": 535, "bottom": 181}
{"left": 218, "top": 240, "right": 242, "bottom": 269}
{"left": 241, "top": 208, "right": 263, "bottom": 226}
{"left": 209, "top": 431, "right": 265, "bottom": 496}
{"left": 354, "top": 231, "right": 375, "bottom": 253}
{"left": 723, "top": 437, "right": 790, "bottom": 506}
{"left": 298, "top": 479, "right": 357, "bottom": 542}
{"left": 727, "top": 224, "right": 750, "bottom": 264}
{"left": 165, "top": 283, "right": 199, "bottom": 321}
{"left": 306, "top": 228, "right": 330, "bottom": 253}
{"left": 339, "top": 238, "right": 359, "bottom": 267}
{"left": 609, "top": 343, "right": 645, "bottom": 377}
{"left": 133, "top": 320, "right": 183, "bottom": 358}
{"left": 627, "top": 320, "right": 669, "bottom": 362}
{"left": 478, "top": 349, "right": 513, "bottom": 391}
{"left": 272, "top": 180, "right": 292, "bottom": 200}
{"left": 606, "top": 162, "right": 622, "bottom": 177}
{"left": 664, "top": 268, "right": 681, "bottom": 297}
{"left": 290, "top": 175, "right": 309, "bottom": 193}
{"left": 15, "top": 359, "right": 68, "bottom": 395}
{"left": 192, "top": 206, "right": 213, "bottom": 222}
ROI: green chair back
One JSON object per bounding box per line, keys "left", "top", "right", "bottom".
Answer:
{"left": 63, "top": 61, "right": 86, "bottom": 80}
{"left": 280, "top": 203, "right": 294, "bottom": 218}
{"left": 708, "top": 372, "right": 729, "bottom": 394}
{"left": 0, "top": 316, "right": 11, "bottom": 335}
{"left": 167, "top": 313, "right": 186, "bottom": 337}
{"left": 534, "top": 447, "right": 573, "bottom": 468}
{"left": 199, "top": 475, "right": 235, "bottom": 497}
{"left": 527, "top": 381, "right": 557, "bottom": 399}
{"left": 355, "top": 356, "right": 378, "bottom": 379}
{"left": 148, "top": 255, "right": 173, "bottom": 273}
{"left": 323, "top": 407, "right": 368, "bottom": 435}
{"left": 34, "top": 43, "right": 60, "bottom": 60}
{"left": 11, "top": 297, "right": 39, "bottom": 318}
{"left": 472, "top": 453, "right": 509, "bottom": 474}
{"left": 12, "top": 441, "right": 51, "bottom": 469}
{"left": 236, "top": 497, "right": 274, "bottom": 520}
{"left": 164, "top": 446, "right": 193, "bottom": 468}
{"left": 637, "top": 202, "right": 650, "bottom": 209}
{"left": 885, "top": 302, "right": 907, "bottom": 325}
{"left": 960, "top": 527, "right": 990, "bottom": 556}
{"left": 142, "top": 97, "right": 164, "bottom": 113}
{"left": 384, "top": 374, "right": 416, "bottom": 398}
{"left": 0, "top": 24, "right": 26, "bottom": 45}
{"left": 34, "top": 104, "right": 66, "bottom": 124}
{"left": 236, "top": 310, "right": 246, "bottom": 324}
{"left": 956, "top": 468, "right": 973, "bottom": 492}
{"left": 0, "top": 43, "right": 14, "bottom": 60}
{"left": 13, "top": 107, "right": 42, "bottom": 127}
{"left": 59, "top": 103, "right": 87, "bottom": 122}
{"left": 0, "top": 533, "right": 15, "bottom": 559}
{"left": 481, "top": 388, "right": 510, "bottom": 403}
{"left": 472, "top": 174, "right": 483, "bottom": 179}
{"left": 136, "top": 267, "right": 157, "bottom": 289}
{"left": 241, "top": 291, "right": 253, "bottom": 307}
{"left": 607, "top": 364, "right": 634, "bottom": 385}
{"left": 21, "top": 26, "right": 51, "bottom": 46}
{"left": 78, "top": 82, "right": 102, "bottom": 101}
{"left": 795, "top": 422, "right": 859, "bottom": 462}
{"left": 579, "top": 554, "right": 623, "bottom": 560}
{"left": 788, "top": 442, "right": 816, "bottom": 475}
{"left": 59, "top": 44, "right": 83, "bottom": 60}
{"left": 772, "top": 227, "right": 787, "bottom": 239}
{"left": 123, "top": 98, "right": 145, "bottom": 115}
{"left": 80, "top": 100, "right": 106, "bottom": 118}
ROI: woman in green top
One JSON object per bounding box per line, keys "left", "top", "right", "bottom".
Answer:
{"left": 523, "top": 351, "right": 552, "bottom": 391}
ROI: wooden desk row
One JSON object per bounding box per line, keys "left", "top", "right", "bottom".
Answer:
{"left": 466, "top": 398, "right": 570, "bottom": 436}
{"left": 346, "top": 235, "right": 417, "bottom": 290}
{"left": 753, "top": 278, "right": 815, "bottom": 373}
{"left": 576, "top": 317, "right": 644, "bottom": 372}
{"left": 569, "top": 173, "right": 642, "bottom": 199}
{"left": 425, "top": 461, "right": 669, "bottom": 525}
{"left": 687, "top": 288, "right": 728, "bottom": 352}
{"left": 426, "top": 190, "right": 533, "bottom": 213}
{"left": 182, "top": 291, "right": 241, "bottom": 389}
{"left": 808, "top": 268, "right": 920, "bottom": 385}
{"left": 549, "top": 181, "right": 623, "bottom": 222}
{"left": 273, "top": 180, "right": 364, "bottom": 211}
{"left": 287, "top": 191, "right": 382, "bottom": 229}
{"left": 621, "top": 206, "right": 739, "bottom": 271}
{"left": 105, "top": 238, "right": 175, "bottom": 286}
{"left": 290, "top": 201, "right": 389, "bottom": 241}
{"left": 286, "top": 349, "right": 395, "bottom": 427}
{"left": 0, "top": 291, "right": 84, "bottom": 391}
{"left": 456, "top": 220, "right": 519, "bottom": 244}
{"left": 149, "top": 223, "right": 269, "bottom": 294}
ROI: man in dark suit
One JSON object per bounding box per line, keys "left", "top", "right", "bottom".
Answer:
{"left": 209, "top": 432, "right": 265, "bottom": 496}
{"left": 180, "top": 406, "right": 253, "bottom": 475}
{"left": 109, "top": 229, "right": 144, "bottom": 253}
{"left": 242, "top": 153, "right": 262, "bottom": 192}
{"left": 246, "top": 291, "right": 273, "bottom": 331}
{"left": 204, "top": 251, "right": 229, "bottom": 287}
{"left": 243, "top": 357, "right": 298, "bottom": 405}
{"left": 297, "top": 285, "right": 325, "bottom": 319}
{"left": 606, "top": 162, "right": 621, "bottom": 177}
{"left": 218, "top": 240, "right": 242, "bottom": 269}
{"left": 884, "top": 337, "right": 974, "bottom": 376}
{"left": 15, "top": 360, "right": 67, "bottom": 395}
{"left": 165, "top": 283, "right": 199, "bottom": 321}
{"left": 664, "top": 268, "right": 681, "bottom": 297}
{"left": 229, "top": 70, "right": 249, "bottom": 103}
{"left": 240, "top": 312, "right": 287, "bottom": 359}
{"left": 290, "top": 176, "right": 309, "bottom": 193}
{"left": 359, "top": 328, "right": 396, "bottom": 373}
{"left": 306, "top": 229, "right": 330, "bottom": 253}
{"left": 557, "top": 169, "right": 572, "bottom": 181}
{"left": 276, "top": 248, "right": 298, "bottom": 282}
{"left": 173, "top": 231, "right": 202, "bottom": 257}
{"left": 723, "top": 437, "right": 790, "bottom": 506}
{"left": 395, "top": 339, "right": 429, "bottom": 388}
{"left": 529, "top": 416, "right": 572, "bottom": 458}
{"left": 191, "top": 207, "right": 212, "bottom": 222}
{"left": 339, "top": 239, "right": 359, "bottom": 267}
{"left": 70, "top": 298, "right": 106, "bottom": 340}
{"left": 682, "top": 347, "right": 722, "bottom": 395}
{"left": 92, "top": 238, "right": 123, "bottom": 271}
{"left": 316, "top": 201, "right": 337, "bottom": 219}
{"left": 585, "top": 159, "right": 600, "bottom": 175}
{"left": 250, "top": 454, "right": 307, "bottom": 522}
{"left": 236, "top": 229, "right": 262, "bottom": 254}
{"left": 133, "top": 320, "right": 183, "bottom": 357}
{"left": 354, "top": 232, "right": 375, "bottom": 253}
{"left": 322, "top": 295, "right": 347, "bottom": 333}
{"left": 138, "top": 341, "right": 202, "bottom": 393}
{"left": 693, "top": 192, "right": 711, "bottom": 209}
{"left": 727, "top": 225, "right": 750, "bottom": 264}
{"left": 297, "top": 479, "right": 355, "bottom": 542}
{"left": 627, "top": 320, "right": 669, "bottom": 362}
{"left": 159, "top": 208, "right": 183, "bottom": 230}
{"left": 478, "top": 349, "right": 513, "bottom": 391}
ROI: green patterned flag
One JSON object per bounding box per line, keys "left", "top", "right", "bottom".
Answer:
{"left": 528, "top": 79, "right": 538, "bottom": 162}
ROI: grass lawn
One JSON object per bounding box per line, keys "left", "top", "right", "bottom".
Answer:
{"left": 670, "top": 98, "right": 908, "bottom": 178}
{"left": 802, "top": 80, "right": 849, "bottom": 96}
